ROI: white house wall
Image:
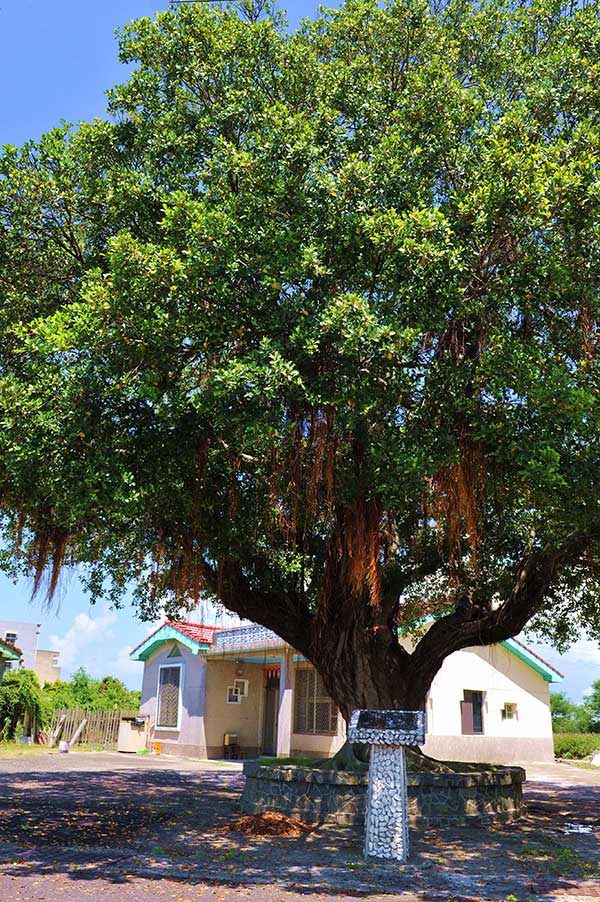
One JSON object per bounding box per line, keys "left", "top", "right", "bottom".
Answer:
{"left": 422, "top": 644, "right": 554, "bottom": 763}
{"left": 139, "top": 642, "right": 208, "bottom": 757}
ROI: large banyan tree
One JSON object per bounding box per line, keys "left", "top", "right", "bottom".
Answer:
{"left": 1, "top": 0, "right": 600, "bottom": 719}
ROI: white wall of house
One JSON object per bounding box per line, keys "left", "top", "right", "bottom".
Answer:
{"left": 139, "top": 642, "right": 208, "bottom": 757}
{"left": 422, "top": 644, "right": 554, "bottom": 763}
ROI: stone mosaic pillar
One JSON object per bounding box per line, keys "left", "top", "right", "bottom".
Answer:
{"left": 347, "top": 708, "right": 426, "bottom": 865}
{"left": 364, "top": 745, "right": 409, "bottom": 862}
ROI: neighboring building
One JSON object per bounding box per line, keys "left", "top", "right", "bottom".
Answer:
{"left": 130, "top": 620, "right": 563, "bottom": 764}
{"left": 0, "top": 621, "right": 40, "bottom": 670}
{"left": 0, "top": 636, "right": 22, "bottom": 679}
{"left": 0, "top": 621, "right": 61, "bottom": 683}
{"left": 34, "top": 649, "right": 62, "bottom": 684}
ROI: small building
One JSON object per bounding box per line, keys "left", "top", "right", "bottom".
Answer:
{"left": 130, "top": 621, "right": 562, "bottom": 764}
{"left": 0, "top": 636, "right": 22, "bottom": 679}
{"left": 34, "top": 649, "right": 62, "bottom": 684}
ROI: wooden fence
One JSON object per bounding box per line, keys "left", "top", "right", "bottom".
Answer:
{"left": 47, "top": 708, "right": 138, "bottom": 749}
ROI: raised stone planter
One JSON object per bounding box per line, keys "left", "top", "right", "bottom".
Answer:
{"left": 241, "top": 760, "right": 525, "bottom": 827}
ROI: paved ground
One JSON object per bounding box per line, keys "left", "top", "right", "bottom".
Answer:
{"left": 0, "top": 752, "right": 598, "bottom": 901}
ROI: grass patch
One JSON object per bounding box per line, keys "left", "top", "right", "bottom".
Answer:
{"left": 553, "top": 733, "right": 599, "bottom": 759}
{"left": 0, "top": 742, "right": 52, "bottom": 759}
{"left": 516, "top": 842, "right": 599, "bottom": 878}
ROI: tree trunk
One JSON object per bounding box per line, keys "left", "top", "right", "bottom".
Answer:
{"left": 309, "top": 609, "right": 433, "bottom": 724}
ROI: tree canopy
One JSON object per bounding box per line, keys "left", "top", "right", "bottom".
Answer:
{"left": 1, "top": 0, "right": 599, "bottom": 712}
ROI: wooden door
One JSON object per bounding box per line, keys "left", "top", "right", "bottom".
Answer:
{"left": 262, "top": 673, "right": 280, "bottom": 755}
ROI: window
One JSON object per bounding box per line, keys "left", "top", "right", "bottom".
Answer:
{"left": 234, "top": 679, "right": 249, "bottom": 698}
{"left": 461, "top": 690, "right": 484, "bottom": 735}
{"left": 502, "top": 703, "right": 517, "bottom": 721}
{"left": 5, "top": 633, "right": 17, "bottom": 645}
{"left": 156, "top": 665, "right": 182, "bottom": 729}
{"left": 294, "top": 668, "right": 337, "bottom": 735}
{"left": 227, "top": 686, "right": 242, "bottom": 704}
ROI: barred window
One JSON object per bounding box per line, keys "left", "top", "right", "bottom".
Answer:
{"left": 157, "top": 665, "right": 181, "bottom": 729}
{"left": 294, "top": 668, "right": 338, "bottom": 735}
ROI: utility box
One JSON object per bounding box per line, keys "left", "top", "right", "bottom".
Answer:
{"left": 117, "top": 716, "right": 149, "bottom": 753}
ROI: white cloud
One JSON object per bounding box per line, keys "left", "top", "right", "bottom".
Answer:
{"left": 102, "top": 644, "right": 144, "bottom": 689}
{"left": 50, "top": 609, "right": 117, "bottom": 674}
{"left": 565, "top": 637, "right": 600, "bottom": 666}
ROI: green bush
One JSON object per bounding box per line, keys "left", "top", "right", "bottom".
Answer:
{"left": 0, "top": 669, "right": 48, "bottom": 740}
{"left": 553, "top": 733, "right": 600, "bottom": 760}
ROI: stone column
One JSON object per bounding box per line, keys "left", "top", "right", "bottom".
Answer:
{"left": 364, "top": 745, "right": 409, "bottom": 862}
{"left": 195, "top": 655, "right": 208, "bottom": 758}
{"left": 276, "top": 648, "right": 293, "bottom": 758}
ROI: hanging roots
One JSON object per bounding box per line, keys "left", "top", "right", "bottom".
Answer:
{"left": 274, "top": 407, "right": 336, "bottom": 546}
{"left": 321, "top": 496, "right": 382, "bottom": 610}
{"left": 430, "top": 429, "right": 485, "bottom": 578}
{"left": 580, "top": 306, "right": 596, "bottom": 360}
{"left": 27, "top": 522, "right": 70, "bottom": 602}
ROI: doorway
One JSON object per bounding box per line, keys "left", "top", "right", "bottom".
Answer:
{"left": 262, "top": 671, "right": 280, "bottom": 755}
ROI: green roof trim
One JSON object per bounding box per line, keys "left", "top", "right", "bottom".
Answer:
{"left": 501, "top": 639, "right": 563, "bottom": 683}
{"left": 130, "top": 625, "right": 210, "bottom": 662}
{"left": 403, "top": 615, "right": 563, "bottom": 683}
{"left": 0, "top": 642, "right": 21, "bottom": 662}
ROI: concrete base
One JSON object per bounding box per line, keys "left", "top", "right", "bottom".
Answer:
{"left": 423, "top": 735, "right": 555, "bottom": 764}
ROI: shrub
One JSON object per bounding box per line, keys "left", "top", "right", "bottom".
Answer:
{"left": 553, "top": 733, "right": 600, "bottom": 760}
{"left": 0, "top": 669, "right": 48, "bottom": 740}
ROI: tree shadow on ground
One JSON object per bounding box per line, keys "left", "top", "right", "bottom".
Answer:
{"left": 0, "top": 768, "right": 598, "bottom": 901}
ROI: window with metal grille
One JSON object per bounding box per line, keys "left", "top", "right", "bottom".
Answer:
{"left": 293, "top": 668, "right": 337, "bottom": 735}
{"left": 157, "top": 665, "right": 181, "bottom": 729}
{"left": 4, "top": 633, "right": 17, "bottom": 645}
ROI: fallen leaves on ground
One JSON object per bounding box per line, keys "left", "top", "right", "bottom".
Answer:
{"left": 223, "top": 812, "right": 311, "bottom": 837}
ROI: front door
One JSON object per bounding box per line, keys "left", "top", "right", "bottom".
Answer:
{"left": 262, "top": 672, "right": 280, "bottom": 755}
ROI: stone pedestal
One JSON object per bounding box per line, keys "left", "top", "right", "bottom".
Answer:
{"left": 365, "top": 745, "right": 409, "bottom": 862}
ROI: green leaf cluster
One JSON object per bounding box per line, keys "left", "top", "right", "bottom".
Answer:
{"left": 0, "top": 0, "right": 600, "bottom": 643}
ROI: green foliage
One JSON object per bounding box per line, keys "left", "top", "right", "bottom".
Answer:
{"left": 0, "top": 0, "right": 600, "bottom": 678}
{"left": 582, "top": 679, "right": 600, "bottom": 732}
{"left": 43, "top": 668, "right": 140, "bottom": 713}
{"left": 551, "top": 681, "right": 600, "bottom": 734}
{"left": 553, "top": 733, "right": 600, "bottom": 760}
{"left": 0, "top": 669, "right": 47, "bottom": 740}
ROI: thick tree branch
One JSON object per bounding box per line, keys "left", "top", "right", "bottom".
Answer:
{"left": 205, "top": 556, "right": 313, "bottom": 659}
{"left": 411, "top": 532, "right": 598, "bottom": 684}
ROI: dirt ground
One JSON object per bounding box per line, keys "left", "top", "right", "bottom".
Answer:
{"left": 0, "top": 751, "right": 598, "bottom": 901}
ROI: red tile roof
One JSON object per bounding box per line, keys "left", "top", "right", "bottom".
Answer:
{"left": 168, "top": 620, "right": 219, "bottom": 645}
{"left": 510, "top": 637, "right": 564, "bottom": 678}
{"left": 129, "top": 619, "right": 218, "bottom": 655}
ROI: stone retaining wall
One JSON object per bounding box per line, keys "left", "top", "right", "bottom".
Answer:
{"left": 241, "top": 760, "right": 525, "bottom": 827}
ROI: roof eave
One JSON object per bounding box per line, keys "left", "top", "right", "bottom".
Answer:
{"left": 0, "top": 644, "right": 21, "bottom": 662}
{"left": 130, "top": 624, "right": 211, "bottom": 661}
{"left": 501, "top": 639, "right": 563, "bottom": 683}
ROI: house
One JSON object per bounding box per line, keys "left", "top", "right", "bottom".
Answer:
{"left": 0, "top": 635, "right": 22, "bottom": 679}
{"left": 130, "top": 620, "right": 563, "bottom": 764}
{"left": 0, "top": 621, "right": 61, "bottom": 683}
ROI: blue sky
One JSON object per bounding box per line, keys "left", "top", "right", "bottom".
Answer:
{"left": 0, "top": 0, "right": 322, "bottom": 147}
{"left": 0, "top": 1, "right": 599, "bottom": 701}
